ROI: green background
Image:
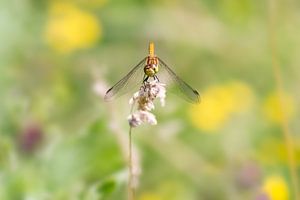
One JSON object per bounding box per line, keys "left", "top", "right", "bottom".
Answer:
{"left": 0, "top": 0, "right": 299, "bottom": 199}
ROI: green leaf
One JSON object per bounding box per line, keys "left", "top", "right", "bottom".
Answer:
{"left": 97, "top": 179, "right": 117, "bottom": 197}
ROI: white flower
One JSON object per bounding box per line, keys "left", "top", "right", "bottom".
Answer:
{"left": 128, "top": 110, "right": 157, "bottom": 127}
{"left": 128, "top": 113, "right": 142, "bottom": 127}
{"left": 139, "top": 111, "right": 157, "bottom": 125}
{"left": 129, "top": 91, "right": 139, "bottom": 105}
{"left": 128, "top": 80, "right": 166, "bottom": 127}
{"left": 156, "top": 83, "right": 166, "bottom": 107}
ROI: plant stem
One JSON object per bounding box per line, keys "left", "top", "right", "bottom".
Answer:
{"left": 268, "top": 0, "right": 299, "bottom": 199}
{"left": 128, "top": 126, "right": 135, "bottom": 200}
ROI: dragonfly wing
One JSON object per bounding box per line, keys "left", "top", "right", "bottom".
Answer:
{"left": 104, "top": 57, "right": 147, "bottom": 101}
{"left": 158, "top": 58, "right": 200, "bottom": 103}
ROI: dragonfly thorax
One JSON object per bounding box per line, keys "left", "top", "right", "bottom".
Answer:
{"left": 144, "top": 56, "right": 159, "bottom": 77}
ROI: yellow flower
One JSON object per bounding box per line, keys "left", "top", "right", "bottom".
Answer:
{"left": 77, "top": 0, "right": 107, "bottom": 8}
{"left": 139, "top": 193, "right": 163, "bottom": 200}
{"left": 256, "top": 139, "right": 287, "bottom": 164}
{"left": 262, "top": 175, "right": 289, "bottom": 200}
{"left": 263, "top": 92, "right": 295, "bottom": 124}
{"left": 188, "top": 81, "right": 253, "bottom": 132}
{"left": 45, "top": 2, "right": 101, "bottom": 53}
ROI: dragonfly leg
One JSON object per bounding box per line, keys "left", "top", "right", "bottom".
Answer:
{"left": 143, "top": 76, "right": 149, "bottom": 83}
{"left": 142, "top": 76, "right": 149, "bottom": 92}
{"left": 154, "top": 75, "right": 160, "bottom": 82}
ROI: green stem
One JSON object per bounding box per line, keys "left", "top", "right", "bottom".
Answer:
{"left": 268, "top": 0, "right": 299, "bottom": 199}
{"left": 128, "top": 126, "right": 135, "bottom": 200}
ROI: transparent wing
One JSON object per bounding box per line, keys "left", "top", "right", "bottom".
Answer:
{"left": 104, "top": 57, "right": 147, "bottom": 101}
{"left": 158, "top": 58, "right": 200, "bottom": 103}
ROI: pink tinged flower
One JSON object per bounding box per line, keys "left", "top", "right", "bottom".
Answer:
{"left": 144, "top": 101, "right": 155, "bottom": 111}
{"left": 129, "top": 92, "right": 140, "bottom": 105}
{"left": 128, "top": 113, "right": 142, "bottom": 127}
{"left": 139, "top": 111, "right": 157, "bottom": 125}
{"left": 256, "top": 193, "right": 269, "bottom": 200}
{"left": 128, "top": 111, "right": 157, "bottom": 127}
{"left": 235, "top": 162, "right": 262, "bottom": 189}
{"left": 156, "top": 83, "right": 166, "bottom": 107}
{"left": 18, "top": 123, "right": 43, "bottom": 154}
{"left": 128, "top": 81, "right": 165, "bottom": 127}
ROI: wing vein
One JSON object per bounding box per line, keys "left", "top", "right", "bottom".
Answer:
{"left": 158, "top": 58, "right": 200, "bottom": 103}
{"left": 104, "top": 57, "right": 147, "bottom": 101}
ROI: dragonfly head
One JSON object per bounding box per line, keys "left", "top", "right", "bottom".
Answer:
{"left": 144, "top": 57, "right": 159, "bottom": 77}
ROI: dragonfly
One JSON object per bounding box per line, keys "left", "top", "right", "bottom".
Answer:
{"left": 104, "top": 42, "right": 200, "bottom": 103}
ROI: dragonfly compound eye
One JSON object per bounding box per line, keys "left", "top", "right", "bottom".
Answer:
{"left": 153, "top": 65, "right": 159, "bottom": 73}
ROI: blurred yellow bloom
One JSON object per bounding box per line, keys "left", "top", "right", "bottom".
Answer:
{"left": 188, "top": 81, "right": 254, "bottom": 132}
{"left": 77, "top": 0, "right": 107, "bottom": 8}
{"left": 263, "top": 92, "right": 295, "bottom": 124}
{"left": 257, "top": 139, "right": 287, "bottom": 164}
{"left": 45, "top": 2, "right": 101, "bottom": 53}
{"left": 262, "top": 175, "right": 289, "bottom": 200}
{"left": 139, "top": 193, "right": 163, "bottom": 200}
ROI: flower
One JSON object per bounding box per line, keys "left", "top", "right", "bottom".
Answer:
{"left": 188, "top": 81, "right": 254, "bottom": 132}
{"left": 256, "top": 138, "right": 288, "bottom": 164}
{"left": 128, "top": 110, "right": 157, "bottom": 127}
{"left": 18, "top": 123, "right": 43, "bottom": 154}
{"left": 262, "top": 175, "right": 289, "bottom": 200}
{"left": 263, "top": 92, "right": 295, "bottom": 124}
{"left": 235, "top": 162, "right": 262, "bottom": 189}
{"left": 128, "top": 81, "right": 166, "bottom": 127}
{"left": 45, "top": 2, "right": 101, "bottom": 53}
{"left": 77, "top": 0, "right": 107, "bottom": 8}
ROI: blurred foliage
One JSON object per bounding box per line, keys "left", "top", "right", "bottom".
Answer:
{"left": 0, "top": 0, "right": 299, "bottom": 199}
